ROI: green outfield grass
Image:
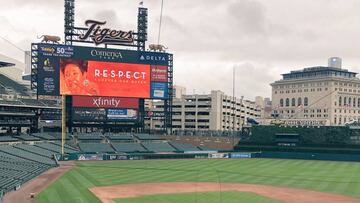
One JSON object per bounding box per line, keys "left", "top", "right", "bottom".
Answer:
{"left": 36, "top": 159, "right": 360, "bottom": 203}
{"left": 115, "top": 191, "right": 281, "bottom": 203}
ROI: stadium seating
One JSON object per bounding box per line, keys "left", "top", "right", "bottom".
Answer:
{"left": 14, "top": 134, "right": 41, "bottom": 141}
{"left": 0, "top": 75, "right": 30, "bottom": 96}
{"left": 36, "top": 142, "right": 79, "bottom": 154}
{"left": 0, "top": 100, "right": 24, "bottom": 106}
{"left": 19, "top": 99, "right": 46, "bottom": 107}
{"left": 32, "top": 133, "right": 58, "bottom": 140}
{"left": 142, "top": 142, "right": 177, "bottom": 152}
{"left": 78, "top": 143, "right": 115, "bottom": 153}
{"left": 52, "top": 141, "right": 79, "bottom": 151}
{"left": 0, "top": 136, "right": 18, "bottom": 142}
{"left": 135, "top": 133, "right": 165, "bottom": 141}
{"left": 76, "top": 133, "right": 104, "bottom": 142}
{"left": 46, "top": 132, "right": 71, "bottom": 140}
{"left": 111, "top": 143, "right": 148, "bottom": 152}
{"left": 0, "top": 85, "right": 6, "bottom": 94}
{"left": 0, "top": 151, "right": 34, "bottom": 164}
{"left": 13, "top": 144, "right": 57, "bottom": 158}
{"left": 197, "top": 146, "right": 212, "bottom": 151}
{"left": 105, "top": 133, "right": 134, "bottom": 142}
{"left": 169, "top": 142, "right": 202, "bottom": 151}
{"left": 0, "top": 145, "right": 56, "bottom": 166}
{"left": 0, "top": 150, "right": 52, "bottom": 193}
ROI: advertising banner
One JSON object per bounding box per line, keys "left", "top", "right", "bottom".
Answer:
{"left": 151, "top": 65, "right": 168, "bottom": 82}
{"left": 38, "top": 44, "right": 74, "bottom": 58}
{"left": 78, "top": 154, "right": 103, "bottom": 161}
{"left": 60, "top": 59, "right": 150, "bottom": 97}
{"left": 230, "top": 153, "right": 252, "bottom": 159}
{"left": 208, "top": 153, "right": 229, "bottom": 159}
{"left": 107, "top": 155, "right": 128, "bottom": 160}
{"left": 37, "top": 55, "right": 60, "bottom": 95}
{"left": 37, "top": 44, "right": 74, "bottom": 96}
{"left": 151, "top": 82, "right": 168, "bottom": 99}
{"left": 146, "top": 111, "right": 165, "bottom": 118}
{"left": 73, "top": 46, "right": 169, "bottom": 66}
{"left": 72, "top": 108, "right": 106, "bottom": 121}
{"left": 36, "top": 44, "right": 170, "bottom": 99}
{"left": 40, "top": 109, "right": 62, "bottom": 120}
{"left": 72, "top": 96, "right": 139, "bottom": 109}
{"left": 138, "top": 51, "right": 169, "bottom": 66}
{"left": 107, "top": 109, "right": 138, "bottom": 120}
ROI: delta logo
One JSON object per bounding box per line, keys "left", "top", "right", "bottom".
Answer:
{"left": 139, "top": 54, "right": 167, "bottom": 62}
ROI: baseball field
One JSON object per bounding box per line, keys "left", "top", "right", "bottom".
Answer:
{"left": 36, "top": 159, "right": 360, "bottom": 203}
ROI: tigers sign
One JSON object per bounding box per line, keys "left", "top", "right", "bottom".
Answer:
{"left": 79, "top": 20, "right": 134, "bottom": 45}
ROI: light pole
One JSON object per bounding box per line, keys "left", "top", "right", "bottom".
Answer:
{"left": 240, "top": 95, "right": 244, "bottom": 133}
{"left": 232, "top": 66, "right": 237, "bottom": 148}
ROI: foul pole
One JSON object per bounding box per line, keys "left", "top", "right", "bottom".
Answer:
{"left": 61, "top": 95, "right": 66, "bottom": 157}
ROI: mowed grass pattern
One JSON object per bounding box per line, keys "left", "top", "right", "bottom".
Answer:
{"left": 36, "top": 159, "right": 360, "bottom": 203}
{"left": 115, "top": 192, "right": 282, "bottom": 203}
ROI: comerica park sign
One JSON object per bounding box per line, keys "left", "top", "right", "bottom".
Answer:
{"left": 79, "top": 20, "right": 134, "bottom": 45}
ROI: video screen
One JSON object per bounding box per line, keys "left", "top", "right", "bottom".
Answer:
{"left": 60, "top": 59, "right": 150, "bottom": 98}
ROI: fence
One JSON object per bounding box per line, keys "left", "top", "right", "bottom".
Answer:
{"left": 255, "top": 151, "right": 360, "bottom": 162}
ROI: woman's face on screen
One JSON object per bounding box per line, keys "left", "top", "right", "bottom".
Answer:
{"left": 64, "top": 64, "right": 85, "bottom": 89}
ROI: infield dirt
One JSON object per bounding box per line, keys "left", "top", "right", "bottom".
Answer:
{"left": 90, "top": 182, "right": 360, "bottom": 203}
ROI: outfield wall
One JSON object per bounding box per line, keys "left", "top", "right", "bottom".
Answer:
{"left": 161, "top": 135, "right": 240, "bottom": 150}
{"left": 254, "top": 151, "right": 360, "bottom": 162}
{"left": 63, "top": 150, "right": 360, "bottom": 162}
{"left": 63, "top": 152, "right": 255, "bottom": 161}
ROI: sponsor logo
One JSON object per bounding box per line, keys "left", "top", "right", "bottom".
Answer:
{"left": 40, "top": 47, "right": 55, "bottom": 53}
{"left": 90, "top": 49, "right": 123, "bottom": 59}
{"left": 79, "top": 20, "right": 134, "bottom": 45}
{"left": 43, "top": 58, "right": 54, "bottom": 72}
{"left": 107, "top": 109, "right": 137, "bottom": 120}
{"left": 39, "top": 45, "right": 74, "bottom": 57}
{"left": 152, "top": 68, "right": 167, "bottom": 73}
{"left": 92, "top": 97, "right": 121, "bottom": 108}
{"left": 139, "top": 54, "right": 167, "bottom": 62}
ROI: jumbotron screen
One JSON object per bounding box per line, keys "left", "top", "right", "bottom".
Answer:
{"left": 60, "top": 60, "right": 150, "bottom": 97}
{"left": 36, "top": 44, "right": 169, "bottom": 99}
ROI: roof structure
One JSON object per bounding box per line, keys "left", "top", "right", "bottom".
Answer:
{"left": 0, "top": 61, "right": 15, "bottom": 68}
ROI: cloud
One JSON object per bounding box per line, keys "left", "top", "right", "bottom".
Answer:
{"left": 2, "top": 0, "right": 360, "bottom": 101}
{"left": 227, "top": 0, "right": 267, "bottom": 36}
{"left": 1, "top": 0, "right": 62, "bottom": 9}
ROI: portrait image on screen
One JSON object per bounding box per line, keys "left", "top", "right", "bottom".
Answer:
{"left": 60, "top": 59, "right": 151, "bottom": 98}
{"left": 60, "top": 59, "right": 100, "bottom": 96}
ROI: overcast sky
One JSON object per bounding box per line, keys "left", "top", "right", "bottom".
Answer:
{"left": 1, "top": 0, "right": 360, "bottom": 100}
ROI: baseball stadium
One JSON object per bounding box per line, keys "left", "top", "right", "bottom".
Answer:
{"left": 0, "top": 1, "right": 360, "bottom": 203}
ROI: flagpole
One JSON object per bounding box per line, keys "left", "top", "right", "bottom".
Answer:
{"left": 157, "top": 0, "right": 164, "bottom": 45}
